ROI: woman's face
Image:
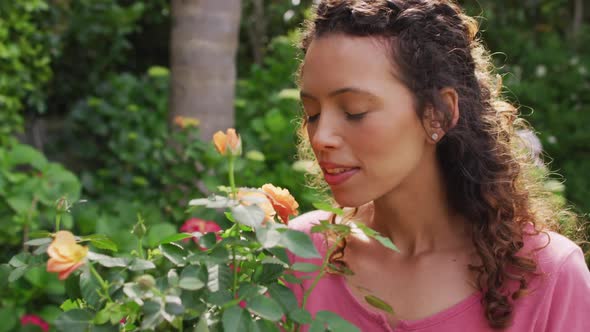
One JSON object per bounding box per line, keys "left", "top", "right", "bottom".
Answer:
{"left": 300, "top": 34, "right": 430, "bottom": 207}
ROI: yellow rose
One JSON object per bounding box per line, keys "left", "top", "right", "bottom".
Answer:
{"left": 213, "top": 128, "right": 241, "bottom": 156}
{"left": 46, "top": 231, "right": 88, "bottom": 280}
{"left": 261, "top": 184, "right": 299, "bottom": 224}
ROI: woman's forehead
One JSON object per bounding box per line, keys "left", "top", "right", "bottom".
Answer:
{"left": 300, "top": 34, "right": 403, "bottom": 96}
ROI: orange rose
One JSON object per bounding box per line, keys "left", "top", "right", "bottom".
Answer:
{"left": 213, "top": 128, "right": 241, "bottom": 156}
{"left": 238, "top": 189, "right": 276, "bottom": 222}
{"left": 261, "top": 184, "right": 299, "bottom": 224}
{"left": 46, "top": 231, "right": 88, "bottom": 280}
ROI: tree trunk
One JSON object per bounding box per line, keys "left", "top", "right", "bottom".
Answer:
{"left": 572, "top": 0, "right": 583, "bottom": 38}
{"left": 170, "top": 0, "right": 241, "bottom": 141}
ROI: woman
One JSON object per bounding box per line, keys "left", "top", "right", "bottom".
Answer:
{"left": 287, "top": 0, "right": 590, "bottom": 331}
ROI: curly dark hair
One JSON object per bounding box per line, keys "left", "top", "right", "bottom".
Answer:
{"left": 295, "top": 0, "right": 573, "bottom": 329}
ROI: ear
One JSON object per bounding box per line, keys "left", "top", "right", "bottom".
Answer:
{"left": 423, "top": 87, "right": 460, "bottom": 143}
{"left": 440, "top": 87, "right": 460, "bottom": 129}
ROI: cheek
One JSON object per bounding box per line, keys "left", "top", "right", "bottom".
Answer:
{"left": 360, "top": 114, "right": 425, "bottom": 171}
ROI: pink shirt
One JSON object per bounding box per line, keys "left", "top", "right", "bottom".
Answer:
{"left": 287, "top": 210, "right": 590, "bottom": 331}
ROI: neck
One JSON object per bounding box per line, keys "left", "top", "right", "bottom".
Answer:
{"left": 367, "top": 151, "right": 470, "bottom": 257}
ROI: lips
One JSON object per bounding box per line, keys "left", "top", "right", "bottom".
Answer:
{"left": 319, "top": 162, "right": 360, "bottom": 186}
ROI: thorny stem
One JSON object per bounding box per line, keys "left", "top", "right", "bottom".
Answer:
{"left": 55, "top": 212, "right": 62, "bottom": 232}
{"left": 90, "top": 263, "right": 112, "bottom": 301}
{"left": 295, "top": 236, "right": 345, "bottom": 331}
{"left": 228, "top": 156, "right": 239, "bottom": 297}
{"left": 23, "top": 197, "right": 39, "bottom": 252}
{"left": 137, "top": 237, "right": 145, "bottom": 259}
{"left": 228, "top": 156, "right": 237, "bottom": 199}
{"left": 230, "top": 224, "right": 239, "bottom": 297}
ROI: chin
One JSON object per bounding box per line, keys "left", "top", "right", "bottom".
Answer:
{"left": 331, "top": 192, "right": 370, "bottom": 209}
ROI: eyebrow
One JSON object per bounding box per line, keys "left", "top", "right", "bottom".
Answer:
{"left": 300, "top": 87, "right": 378, "bottom": 101}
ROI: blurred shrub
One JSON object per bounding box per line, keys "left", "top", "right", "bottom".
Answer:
{"left": 45, "top": 0, "right": 147, "bottom": 115}
{"left": 66, "top": 67, "right": 222, "bottom": 225}
{"left": 0, "top": 142, "right": 80, "bottom": 330}
{"left": 236, "top": 33, "right": 321, "bottom": 211}
{"left": 461, "top": 2, "right": 590, "bottom": 214}
{"left": 0, "top": 0, "right": 52, "bottom": 145}
{"left": 0, "top": 143, "right": 80, "bottom": 260}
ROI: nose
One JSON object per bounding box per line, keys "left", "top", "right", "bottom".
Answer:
{"left": 309, "top": 112, "right": 343, "bottom": 152}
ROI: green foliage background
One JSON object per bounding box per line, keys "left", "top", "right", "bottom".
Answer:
{"left": 0, "top": 0, "right": 588, "bottom": 330}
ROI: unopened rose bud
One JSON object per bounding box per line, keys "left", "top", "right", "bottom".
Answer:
{"left": 213, "top": 128, "right": 242, "bottom": 156}
{"left": 136, "top": 274, "right": 156, "bottom": 290}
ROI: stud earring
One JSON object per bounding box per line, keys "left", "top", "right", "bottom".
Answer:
{"left": 431, "top": 133, "right": 439, "bottom": 141}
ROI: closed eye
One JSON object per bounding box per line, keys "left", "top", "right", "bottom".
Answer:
{"left": 346, "top": 112, "right": 367, "bottom": 121}
{"left": 306, "top": 114, "right": 320, "bottom": 123}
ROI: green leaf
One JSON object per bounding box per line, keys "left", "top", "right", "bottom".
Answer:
{"left": 224, "top": 211, "right": 236, "bottom": 222}
{"left": 315, "top": 311, "right": 360, "bottom": 332}
{"left": 156, "top": 232, "right": 193, "bottom": 245}
{"left": 373, "top": 234, "right": 400, "bottom": 252}
{"left": 268, "top": 284, "right": 298, "bottom": 312}
{"left": 53, "top": 309, "right": 93, "bottom": 332}
{"left": 82, "top": 234, "right": 118, "bottom": 252}
{"left": 141, "top": 301, "right": 163, "bottom": 330}
{"left": 206, "top": 246, "right": 230, "bottom": 264}
{"left": 266, "top": 247, "right": 290, "bottom": 265}
{"left": 94, "top": 307, "right": 111, "bottom": 325}
{"left": 311, "top": 220, "right": 351, "bottom": 235}
{"left": 256, "top": 223, "right": 284, "bottom": 248}
{"left": 280, "top": 230, "right": 320, "bottom": 259}
{"left": 8, "top": 252, "right": 30, "bottom": 268}
{"left": 165, "top": 296, "right": 184, "bottom": 316}
{"left": 246, "top": 295, "right": 283, "bottom": 321}
{"left": 24, "top": 237, "right": 52, "bottom": 246}
{"left": 312, "top": 202, "right": 344, "bottom": 216}
{"left": 0, "top": 264, "right": 10, "bottom": 288}
{"left": 189, "top": 195, "right": 235, "bottom": 209}
{"left": 147, "top": 223, "right": 177, "bottom": 248}
{"left": 167, "top": 269, "right": 179, "bottom": 287}
{"left": 33, "top": 243, "right": 50, "bottom": 255}
{"left": 281, "top": 273, "right": 303, "bottom": 284}
{"left": 160, "top": 243, "right": 186, "bottom": 266}
{"left": 65, "top": 274, "right": 82, "bottom": 299}
{"left": 7, "top": 144, "right": 47, "bottom": 169}
{"left": 29, "top": 231, "right": 52, "bottom": 238}
{"left": 231, "top": 204, "right": 265, "bottom": 229}
{"left": 90, "top": 324, "right": 119, "bottom": 332}
{"left": 291, "top": 262, "right": 321, "bottom": 272}
{"left": 309, "top": 319, "right": 326, "bottom": 332}
{"left": 365, "top": 295, "right": 394, "bottom": 314}
{"left": 80, "top": 270, "right": 101, "bottom": 308}
{"left": 288, "top": 308, "right": 312, "bottom": 324}
{"left": 0, "top": 307, "right": 17, "bottom": 332}
{"left": 60, "top": 299, "right": 81, "bottom": 312}
{"left": 87, "top": 252, "right": 129, "bottom": 267}
{"left": 254, "top": 264, "right": 285, "bottom": 284}
{"left": 129, "top": 258, "right": 156, "bottom": 271}
{"left": 207, "top": 264, "right": 232, "bottom": 292}
{"left": 8, "top": 266, "right": 28, "bottom": 282}
{"left": 179, "top": 265, "right": 205, "bottom": 290}
{"left": 252, "top": 319, "right": 280, "bottom": 332}
{"left": 199, "top": 232, "right": 218, "bottom": 249}
{"left": 353, "top": 222, "right": 399, "bottom": 252}
{"left": 194, "top": 313, "right": 210, "bottom": 332}
{"left": 222, "top": 306, "right": 249, "bottom": 332}
{"left": 6, "top": 194, "right": 31, "bottom": 214}
{"left": 207, "top": 290, "right": 232, "bottom": 306}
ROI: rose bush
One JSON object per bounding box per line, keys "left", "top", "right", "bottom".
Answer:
{"left": 3, "top": 128, "right": 397, "bottom": 331}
